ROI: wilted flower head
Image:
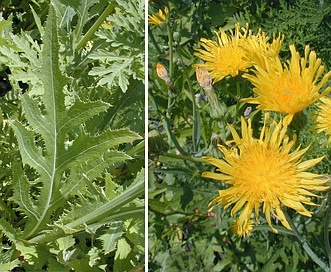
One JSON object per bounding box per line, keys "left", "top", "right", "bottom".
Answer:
{"left": 243, "top": 45, "right": 331, "bottom": 125}
{"left": 202, "top": 114, "right": 328, "bottom": 237}
{"left": 244, "top": 106, "right": 252, "bottom": 118}
{"left": 148, "top": 7, "right": 168, "bottom": 26}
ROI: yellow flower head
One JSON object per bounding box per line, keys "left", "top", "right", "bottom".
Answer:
{"left": 194, "top": 23, "right": 282, "bottom": 83}
{"left": 148, "top": 7, "right": 168, "bottom": 26}
{"left": 243, "top": 45, "right": 331, "bottom": 125}
{"left": 244, "top": 31, "right": 284, "bottom": 69}
{"left": 313, "top": 96, "right": 331, "bottom": 144}
{"left": 202, "top": 114, "right": 328, "bottom": 236}
{"left": 194, "top": 23, "right": 251, "bottom": 83}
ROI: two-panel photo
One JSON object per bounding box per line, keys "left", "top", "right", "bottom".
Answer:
{"left": 0, "top": 0, "right": 331, "bottom": 271}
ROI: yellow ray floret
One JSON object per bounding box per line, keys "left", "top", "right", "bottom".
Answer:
{"left": 148, "top": 7, "right": 168, "bottom": 26}
{"left": 243, "top": 45, "right": 331, "bottom": 125}
{"left": 202, "top": 114, "right": 329, "bottom": 237}
{"left": 313, "top": 96, "right": 331, "bottom": 145}
{"left": 194, "top": 23, "right": 283, "bottom": 83}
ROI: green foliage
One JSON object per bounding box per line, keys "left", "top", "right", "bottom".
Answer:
{"left": 0, "top": 0, "right": 144, "bottom": 271}
{"left": 225, "top": 0, "right": 331, "bottom": 66}
{"left": 88, "top": 0, "right": 145, "bottom": 93}
{"left": 149, "top": 0, "right": 331, "bottom": 271}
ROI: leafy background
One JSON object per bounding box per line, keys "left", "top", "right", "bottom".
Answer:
{"left": 0, "top": 0, "right": 144, "bottom": 271}
{"left": 148, "top": 0, "right": 331, "bottom": 271}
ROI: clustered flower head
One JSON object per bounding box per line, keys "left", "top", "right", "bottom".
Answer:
{"left": 193, "top": 23, "right": 331, "bottom": 237}
{"left": 202, "top": 114, "right": 329, "bottom": 237}
{"left": 194, "top": 23, "right": 283, "bottom": 83}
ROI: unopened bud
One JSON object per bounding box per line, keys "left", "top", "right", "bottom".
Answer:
{"left": 196, "top": 66, "right": 212, "bottom": 91}
{"left": 156, "top": 62, "right": 171, "bottom": 85}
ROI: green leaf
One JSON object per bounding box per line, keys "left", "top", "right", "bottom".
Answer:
{"left": 0, "top": 19, "right": 18, "bottom": 50}
{"left": 88, "top": 0, "right": 144, "bottom": 93}
{"left": 98, "top": 221, "right": 124, "bottom": 254}
{"left": 9, "top": 4, "right": 141, "bottom": 241}
{"left": 88, "top": 247, "right": 102, "bottom": 267}
{"left": 48, "top": 258, "right": 71, "bottom": 272}
{"left": 88, "top": 57, "right": 131, "bottom": 93}
{"left": 0, "top": 219, "right": 17, "bottom": 243}
{"left": 58, "top": 175, "right": 144, "bottom": 233}
{"left": 15, "top": 241, "right": 38, "bottom": 265}
{"left": 115, "top": 237, "right": 131, "bottom": 260}
{"left": 56, "top": 236, "right": 75, "bottom": 252}
{"left": 72, "top": 258, "right": 103, "bottom": 272}
{"left": 113, "top": 237, "right": 136, "bottom": 272}
{"left": 0, "top": 260, "right": 20, "bottom": 271}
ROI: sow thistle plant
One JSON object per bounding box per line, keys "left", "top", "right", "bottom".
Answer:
{"left": 195, "top": 23, "right": 331, "bottom": 269}
{"left": 149, "top": 1, "right": 331, "bottom": 270}
{"left": 0, "top": 0, "right": 144, "bottom": 271}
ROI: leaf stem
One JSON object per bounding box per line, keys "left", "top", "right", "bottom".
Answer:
{"left": 284, "top": 209, "right": 329, "bottom": 271}
{"left": 64, "top": 178, "right": 144, "bottom": 229}
{"left": 75, "top": 2, "right": 115, "bottom": 52}
{"left": 28, "top": 207, "right": 144, "bottom": 244}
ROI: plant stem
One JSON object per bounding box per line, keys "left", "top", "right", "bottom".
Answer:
{"left": 179, "top": 52, "right": 199, "bottom": 152}
{"left": 149, "top": 92, "right": 189, "bottom": 156}
{"left": 324, "top": 192, "right": 331, "bottom": 268}
{"left": 284, "top": 209, "right": 329, "bottom": 271}
{"left": 166, "top": 11, "right": 173, "bottom": 79}
{"left": 75, "top": 2, "right": 115, "bottom": 52}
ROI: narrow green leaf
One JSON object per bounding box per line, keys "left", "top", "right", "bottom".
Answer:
{"left": 30, "top": 5, "right": 44, "bottom": 36}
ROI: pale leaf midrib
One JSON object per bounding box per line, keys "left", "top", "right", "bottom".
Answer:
{"left": 26, "top": 22, "right": 58, "bottom": 238}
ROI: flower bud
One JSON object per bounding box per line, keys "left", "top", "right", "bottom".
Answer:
{"left": 156, "top": 62, "right": 171, "bottom": 85}
{"left": 195, "top": 66, "right": 212, "bottom": 91}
